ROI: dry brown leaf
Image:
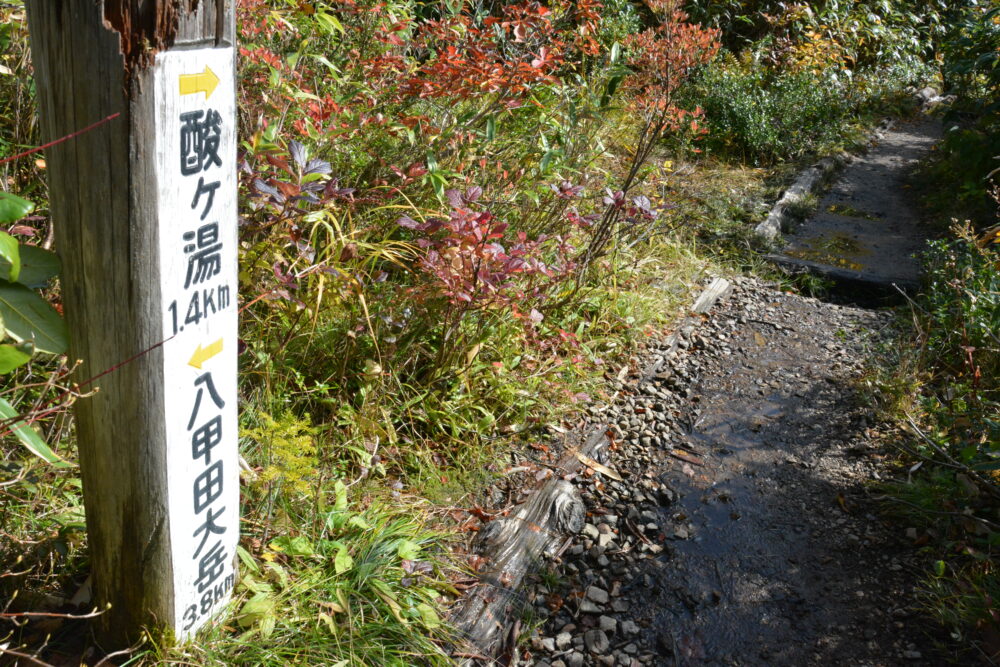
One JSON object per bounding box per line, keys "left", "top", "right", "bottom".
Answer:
{"left": 570, "top": 448, "right": 623, "bottom": 481}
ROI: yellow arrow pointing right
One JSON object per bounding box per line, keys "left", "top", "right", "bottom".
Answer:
{"left": 179, "top": 66, "right": 220, "bottom": 100}
{"left": 189, "top": 338, "right": 224, "bottom": 369}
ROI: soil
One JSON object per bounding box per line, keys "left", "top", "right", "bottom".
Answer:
{"left": 518, "top": 279, "right": 954, "bottom": 667}
{"left": 511, "top": 116, "right": 958, "bottom": 666}
{"left": 773, "top": 115, "right": 942, "bottom": 289}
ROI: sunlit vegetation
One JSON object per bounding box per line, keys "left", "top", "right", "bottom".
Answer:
{"left": 1, "top": 0, "right": 995, "bottom": 663}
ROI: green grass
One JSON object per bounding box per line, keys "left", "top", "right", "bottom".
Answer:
{"left": 144, "top": 492, "right": 457, "bottom": 666}
{"left": 784, "top": 192, "right": 820, "bottom": 222}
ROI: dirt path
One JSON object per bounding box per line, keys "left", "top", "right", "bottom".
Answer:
{"left": 520, "top": 279, "right": 948, "bottom": 666}
{"left": 501, "top": 115, "right": 956, "bottom": 667}
{"left": 772, "top": 115, "right": 942, "bottom": 289}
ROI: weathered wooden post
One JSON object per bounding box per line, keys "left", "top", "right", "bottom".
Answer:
{"left": 24, "top": 1, "right": 239, "bottom": 646}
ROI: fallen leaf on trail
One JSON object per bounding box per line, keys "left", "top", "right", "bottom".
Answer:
{"left": 469, "top": 505, "right": 494, "bottom": 521}
{"left": 836, "top": 493, "right": 852, "bottom": 513}
{"left": 571, "top": 448, "right": 623, "bottom": 481}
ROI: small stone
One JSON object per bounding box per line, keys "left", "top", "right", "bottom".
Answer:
{"left": 556, "top": 632, "right": 573, "bottom": 650}
{"left": 587, "top": 586, "right": 610, "bottom": 604}
{"left": 566, "top": 652, "right": 585, "bottom": 667}
{"left": 599, "top": 615, "right": 617, "bottom": 633}
{"left": 902, "top": 650, "right": 922, "bottom": 660}
{"left": 541, "top": 637, "right": 556, "bottom": 652}
{"left": 584, "top": 629, "right": 610, "bottom": 654}
{"left": 583, "top": 523, "right": 601, "bottom": 540}
{"left": 621, "top": 620, "right": 640, "bottom": 635}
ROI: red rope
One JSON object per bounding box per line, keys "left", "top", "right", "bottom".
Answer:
{"left": 0, "top": 112, "right": 122, "bottom": 166}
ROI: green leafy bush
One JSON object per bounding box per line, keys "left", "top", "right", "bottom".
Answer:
{"left": 883, "top": 229, "right": 1000, "bottom": 653}
{"left": 921, "top": 124, "right": 1000, "bottom": 225}
{"left": 0, "top": 191, "right": 69, "bottom": 466}
{"left": 683, "top": 56, "right": 851, "bottom": 164}
{"left": 926, "top": 3, "right": 1000, "bottom": 225}
{"left": 942, "top": 3, "right": 1000, "bottom": 118}
{"left": 685, "top": 0, "right": 944, "bottom": 70}
{"left": 921, "top": 232, "right": 1000, "bottom": 409}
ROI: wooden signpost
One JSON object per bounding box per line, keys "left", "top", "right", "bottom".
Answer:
{"left": 25, "top": 1, "right": 238, "bottom": 645}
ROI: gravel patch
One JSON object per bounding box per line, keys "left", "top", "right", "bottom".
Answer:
{"left": 519, "top": 277, "right": 946, "bottom": 666}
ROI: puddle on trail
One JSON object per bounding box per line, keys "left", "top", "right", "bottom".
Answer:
{"left": 785, "top": 232, "right": 870, "bottom": 272}
{"left": 652, "top": 386, "right": 818, "bottom": 661}
{"left": 770, "top": 115, "right": 942, "bottom": 287}
{"left": 825, "top": 203, "right": 883, "bottom": 221}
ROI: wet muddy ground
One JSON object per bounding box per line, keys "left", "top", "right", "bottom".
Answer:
{"left": 520, "top": 278, "right": 951, "bottom": 666}
{"left": 774, "top": 116, "right": 942, "bottom": 288}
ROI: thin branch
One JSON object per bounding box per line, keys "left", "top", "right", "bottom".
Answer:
{"left": 0, "top": 113, "right": 122, "bottom": 167}
{"left": 0, "top": 607, "right": 106, "bottom": 620}
{"left": 95, "top": 644, "right": 142, "bottom": 667}
{"left": 0, "top": 645, "right": 54, "bottom": 667}
{"left": 905, "top": 416, "right": 1000, "bottom": 502}
{"left": 872, "top": 494, "right": 1000, "bottom": 532}
{"left": 0, "top": 466, "right": 27, "bottom": 489}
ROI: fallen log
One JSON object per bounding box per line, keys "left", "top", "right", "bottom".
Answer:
{"left": 450, "top": 429, "right": 605, "bottom": 664}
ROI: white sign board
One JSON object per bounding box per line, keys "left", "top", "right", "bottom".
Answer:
{"left": 154, "top": 46, "right": 239, "bottom": 639}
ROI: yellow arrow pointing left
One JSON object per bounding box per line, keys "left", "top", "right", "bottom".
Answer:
{"left": 179, "top": 66, "right": 220, "bottom": 100}
{"left": 189, "top": 338, "right": 224, "bottom": 369}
